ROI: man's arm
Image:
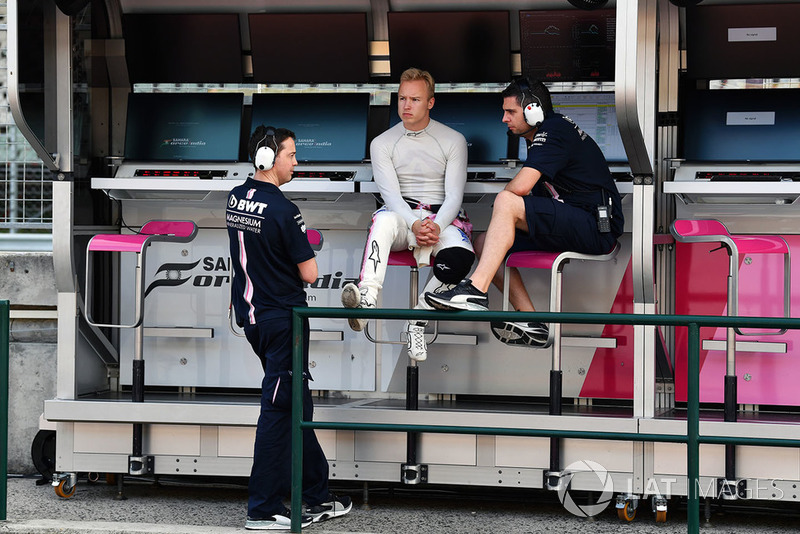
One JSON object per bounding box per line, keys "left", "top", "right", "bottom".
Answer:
{"left": 297, "top": 257, "right": 318, "bottom": 285}
{"left": 435, "top": 133, "right": 469, "bottom": 230}
{"left": 504, "top": 166, "right": 542, "bottom": 197}
{"left": 371, "top": 136, "right": 419, "bottom": 228}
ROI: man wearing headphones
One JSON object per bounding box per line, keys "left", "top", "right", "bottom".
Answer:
{"left": 341, "top": 68, "right": 474, "bottom": 362}
{"left": 227, "top": 125, "right": 351, "bottom": 530}
{"left": 425, "top": 78, "right": 624, "bottom": 347}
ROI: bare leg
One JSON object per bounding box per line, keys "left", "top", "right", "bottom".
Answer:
{"left": 470, "top": 191, "right": 530, "bottom": 298}
{"left": 475, "top": 232, "right": 536, "bottom": 312}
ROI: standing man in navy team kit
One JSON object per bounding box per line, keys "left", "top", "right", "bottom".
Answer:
{"left": 226, "top": 125, "right": 352, "bottom": 530}
{"left": 426, "top": 77, "right": 624, "bottom": 346}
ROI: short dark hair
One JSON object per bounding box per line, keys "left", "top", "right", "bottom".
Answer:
{"left": 248, "top": 125, "right": 296, "bottom": 164}
{"left": 501, "top": 77, "right": 553, "bottom": 117}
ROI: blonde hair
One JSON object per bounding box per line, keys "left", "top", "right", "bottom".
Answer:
{"left": 399, "top": 68, "right": 435, "bottom": 99}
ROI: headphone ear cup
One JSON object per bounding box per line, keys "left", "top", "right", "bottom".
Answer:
{"left": 255, "top": 145, "right": 276, "bottom": 171}
{"left": 523, "top": 102, "right": 544, "bottom": 128}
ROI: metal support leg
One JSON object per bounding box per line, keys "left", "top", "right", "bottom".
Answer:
{"left": 128, "top": 253, "right": 152, "bottom": 476}
{"left": 401, "top": 266, "right": 426, "bottom": 484}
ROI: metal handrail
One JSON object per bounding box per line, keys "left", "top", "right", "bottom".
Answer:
{"left": 290, "top": 307, "right": 800, "bottom": 534}
{"left": 1, "top": 299, "right": 10, "bottom": 521}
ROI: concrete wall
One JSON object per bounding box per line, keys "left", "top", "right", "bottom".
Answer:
{"left": 2, "top": 252, "right": 57, "bottom": 474}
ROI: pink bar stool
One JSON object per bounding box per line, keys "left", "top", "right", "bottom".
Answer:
{"left": 671, "top": 218, "right": 790, "bottom": 491}
{"left": 502, "top": 242, "right": 620, "bottom": 491}
{"left": 83, "top": 219, "right": 197, "bottom": 476}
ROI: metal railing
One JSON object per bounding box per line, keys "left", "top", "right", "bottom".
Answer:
{"left": 1, "top": 299, "right": 10, "bottom": 521}
{"left": 290, "top": 307, "right": 800, "bottom": 534}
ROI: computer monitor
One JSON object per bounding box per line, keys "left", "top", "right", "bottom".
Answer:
{"left": 124, "top": 93, "right": 244, "bottom": 162}
{"left": 682, "top": 88, "right": 800, "bottom": 162}
{"left": 387, "top": 11, "right": 511, "bottom": 83}
{"left": 122, "top": 13, "right": 243, "bottom": 84}
{"left": 519, "top": 9, "right": 615, "bottom": 82}
{"left": 249, "top": 13, "right": 370, "bottom": 84}
{"left": 250, "top": 93, "right": 370, "bottom": 163}
{"left": 389, "top": 92, "right": 509, "bottom": 164}
{"left": 686, "top": 3, "right": 800, "bottom": 80}
{"left": 520, "top": 92, "right": 626, "bottom": 163}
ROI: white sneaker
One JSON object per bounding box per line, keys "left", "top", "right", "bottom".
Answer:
{"left": 406, "top": 320, "right": 428, "bottom": 362}
{"left": 341, "top": 283, "right": 375, "bottom": 332}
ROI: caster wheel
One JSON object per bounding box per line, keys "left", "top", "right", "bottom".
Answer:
{"left": 54, "top": 479, "right": 76, "bottom": 499}
{"left": 30, "top": 430, "right": 56, "bottom": 483}
{"left": 655, "top": 509, "right": 667, "bottom": 523}
{"left": 617, "top": 501, "right": 636, "bottom": 522}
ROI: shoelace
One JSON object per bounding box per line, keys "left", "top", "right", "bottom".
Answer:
{"left": 407, "top": 325, "right": 426, "bottom": 352}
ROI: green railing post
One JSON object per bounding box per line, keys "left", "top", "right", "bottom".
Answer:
{"left": 290, "top": 310, "right": 304, "bottom": 533}
{"left": 687, "top": 322, "right": 700, "bottom": 534}
{"left": 1, "top": 300, "right": 10, "bottom": 521}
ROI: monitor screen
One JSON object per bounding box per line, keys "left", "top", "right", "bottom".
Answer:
{"left": 122, "top": 13, "right": 242, "bottom": 84}
{"left": 250, "top": 93, "right": 370, "bottom": 163}
{"left": 523, "top": 92, "right": 626, "bottom": 163}
{"left": 249, "top": 13, "right": 370, "bottom": 84}
{"left": 389, "top": 92, "right": 509, "bottom": 164}
{"left": 388, "top": 11, "right": 511, "bottom": 83}
{"left": 124, "top": 93, "right": 244, "bottom": 162}
{"left": 686, "top": 4, "right": 800, "bottom": 80}
{"left": 519, "top": 9, "right": 615, "bottom": 82}
{"left": 682, "top": 88, "right": 800, "bottom": 162}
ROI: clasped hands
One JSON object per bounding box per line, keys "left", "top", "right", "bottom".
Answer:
{"left": 411, "top": 217, "right": 440, "bottom": 246}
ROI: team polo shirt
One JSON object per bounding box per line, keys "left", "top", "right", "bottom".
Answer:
{"left": 524, "top": 113, "right": 624, "bottom": 237}
{"left": 226, "top": 178, "right": 314, "bottom": 325}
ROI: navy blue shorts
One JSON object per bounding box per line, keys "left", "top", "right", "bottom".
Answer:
{"left": 508, "top": 196, "right": 617, "bottom": 255}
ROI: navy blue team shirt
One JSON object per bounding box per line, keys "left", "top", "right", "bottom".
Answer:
{"left": 226, "top": 178, "right": 314, "bottom": 325}
{"left": 524, "top": 112, "right": 624, "bottom": 237}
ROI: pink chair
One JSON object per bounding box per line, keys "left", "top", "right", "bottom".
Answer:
{"left": 84, "top": 220, "right": 198, "bottom": 329}
{"left": 670, "top": 219, "right": 790, "bottom": 336}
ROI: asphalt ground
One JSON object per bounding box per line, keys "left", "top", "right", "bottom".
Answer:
{"left": 4, "top": 474, "right": 800, "bottom": 533}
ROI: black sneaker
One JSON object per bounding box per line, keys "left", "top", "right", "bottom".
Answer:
{"left": 424, "top": 279, "right": 489, "bottom": 311}
{"left": 307, "top": 493, "right": 353, "bottom": 523}
{"left": 491, "top": 321, "right": 549, "bottom": 347}
{"left": 245, "top": 508, "right": 312, "bottom": 530}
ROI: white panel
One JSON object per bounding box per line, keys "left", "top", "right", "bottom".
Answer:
{"left": 218, "top": 426, "right": 256, "bottom": 457}
{"left": 653, "top": 443, "right": 725, "bottom": 477}
{"left": 495, "top": 436, "right": 550, "bottom": 468}
{"left": 317, "top": 429, "right": 337, "bottom": 460}
{"left": 738, "top": 446, "right": 800, "bottom": 480}
{"left": 419, "top": 433, "right": 476, "bottom": 465}
{"left": 146, "top": 425, "right": 201, "bottom": 456}
{"left": 354, "top": 431, "right": 405, "bottom": 463}
{"left": 74, "top": 423, "right": 131, "bottom": 454}
{"left": 561, "top": 439, "right": 634, "bottom": 472}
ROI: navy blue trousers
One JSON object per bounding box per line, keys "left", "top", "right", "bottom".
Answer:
{"left": 244, "top": 317, "right": 329, "bottom": 519}
{"left": 509, "top": 195, "right": 618, "bottom": 255}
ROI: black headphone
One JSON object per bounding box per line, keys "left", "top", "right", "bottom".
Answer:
{"left": 254, "top": 127, "right": 278, "bottom": 171}
{"left": 516, "top": 77, "right": 545, "bottom": 129}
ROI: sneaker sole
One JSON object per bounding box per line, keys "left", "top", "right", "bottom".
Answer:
{"left": 497, "top": 323, "right": 549, "bottom": 348}
{"left": 341, "top": 285, "right": 361, "bottom": 309}
{"left": 348, "top": 317, "right": 367, "bottom": 332}
{"left": 425, "top": 294, "right": 488, "bottom": 312}
{"left": 245, "top": 519, "right": 312, "bottom": 530}
{"left": 310, "top": 502, "right": 353, "bottom": 523}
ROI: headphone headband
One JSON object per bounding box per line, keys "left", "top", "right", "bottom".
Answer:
{"left": 254, "top": 127, "right": 279, "bottom": 171}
